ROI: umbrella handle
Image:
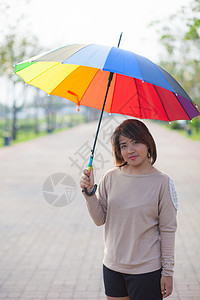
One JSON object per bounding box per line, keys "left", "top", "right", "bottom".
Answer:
{"left": 87, "top": 153, "right": 93, "bottom": 173}
{"left": 83, "top": 153, "right": 98, "bottom": 196}
{"left": 84, "top": 184, "right": 97, "bottom": 196}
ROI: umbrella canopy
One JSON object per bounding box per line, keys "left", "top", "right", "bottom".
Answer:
{"left": 15, "top": 44, "right": 199, "bottom": 122}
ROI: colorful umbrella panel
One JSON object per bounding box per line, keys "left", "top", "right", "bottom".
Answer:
{"left": 15, "top": 44, "right": 199, "bottom": 121}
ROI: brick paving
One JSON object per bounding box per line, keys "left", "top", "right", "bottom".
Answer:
{"left": 0, "top": 116, "right": 200, "bottom": 299}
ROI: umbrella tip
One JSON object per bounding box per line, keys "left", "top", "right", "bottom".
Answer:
{"left": 117, "top": 32, "right": 123, "bottom": 48}
{"left": 76, "top": 105, "right": 80, "bottom": 112}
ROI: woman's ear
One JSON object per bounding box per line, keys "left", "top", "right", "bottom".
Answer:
{"left": 147, "top": 148, "right": 151, "bottom": 158}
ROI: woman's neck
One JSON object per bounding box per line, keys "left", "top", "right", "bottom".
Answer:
{"left": 121, "top": 163, "right": 157, "bottom": 175}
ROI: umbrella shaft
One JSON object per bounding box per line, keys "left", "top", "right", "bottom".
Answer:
{"left": 88, "top": 72, "right": 114, "bottom": 172}
{"left": 87, "top": 31, "right": 122, "bottom": 174}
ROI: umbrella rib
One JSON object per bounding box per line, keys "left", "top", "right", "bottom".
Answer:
{"left": 134, "top": 78, "right": 142, "bottom": 119}
{"left": 109, "top": 73, "right": 117, "bottom": 112}
{"left": 153, "top": 85, "right": 170, "bottom": 122}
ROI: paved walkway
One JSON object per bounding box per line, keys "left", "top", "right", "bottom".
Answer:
{"left": 0, "top": 116, "right": 200, "bottom": 300}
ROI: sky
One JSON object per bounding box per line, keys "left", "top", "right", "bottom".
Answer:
{"left": 2, "top": 0, "right": 191, "bottom": 62}
{"left": 29, "top": 0, "right": 190, "bottom": 61}
{"left": 0, "top": 0, "right": 191, "bottom": 105}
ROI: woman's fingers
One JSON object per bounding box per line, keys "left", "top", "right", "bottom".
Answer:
{"left": 161, "top": 276, "right": 173, "bottom": 298}
{"left": 80, "top": 167, "right": 94, "bottom": 190}
{"left": 83, "top": 169, "right": 90, "bottom": 177}
{"left": 80, "top": 175, "right": 90, "bottom": 189}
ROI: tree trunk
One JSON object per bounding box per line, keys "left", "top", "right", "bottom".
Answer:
{"left": 34, "top": 92, "right": 39, "bottom": 134}
{"left": 12, "top": 100, "right": 17, "bottom": 140}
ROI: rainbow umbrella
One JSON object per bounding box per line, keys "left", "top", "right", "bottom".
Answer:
{"left": 15, "top": 42, "right": 199, "bottom": 192}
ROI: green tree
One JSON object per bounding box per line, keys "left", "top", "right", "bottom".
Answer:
{"left": 152, "top": 0, "right": 200, "bottom": 108}
{"left": 0, "top": 0, "right": 42, "bottom": 141}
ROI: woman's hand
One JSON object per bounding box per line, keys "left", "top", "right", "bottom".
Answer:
{"left": 80, "top": 167, "right": 94, "bottom": 192}
{"left": 161, "top": 276, "right": 173, "bottom": 298}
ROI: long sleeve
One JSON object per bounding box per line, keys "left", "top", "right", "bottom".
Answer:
{"left": 158, "top": 177, "right": 178, "bottom": 276}
{"left": 83, "top": 175, "right": 107, "bottom": 226}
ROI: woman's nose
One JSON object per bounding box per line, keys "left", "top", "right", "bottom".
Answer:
{"left": 127, "top": 144, "right": 135, "bottom": 153}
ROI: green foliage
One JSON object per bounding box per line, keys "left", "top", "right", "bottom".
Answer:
{"left": 185, "top": 20, "right": 200, "bottom": 41}
{"left": 0, "top": 0, "right": 44, "bottom": 140}
{"left": 0, "top": 0, "right": 43, "bottom": 79}
{"left": 151, "top": 0, "right": 200, "bottom": 109}
{"left": 150, "top": 0, "right": 200, "bottom": 140}
{"left": 0, "top": 34, "right": 41, "bottom": 81}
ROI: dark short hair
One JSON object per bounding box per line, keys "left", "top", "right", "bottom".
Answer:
{"left": 111, "top": 119, "right": 157, "bottom": 166}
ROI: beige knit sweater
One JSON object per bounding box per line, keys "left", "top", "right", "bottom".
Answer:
{"left": 84, "top": 168, "right": 178, "bottom": 276}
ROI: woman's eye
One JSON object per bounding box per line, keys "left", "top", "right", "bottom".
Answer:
{"left": 132, "top": 141, "right": 138, "bottom": 145}
{"left": 120, "top": 145, "right": 126, "bottom": 149}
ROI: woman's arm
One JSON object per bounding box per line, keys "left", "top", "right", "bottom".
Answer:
{"left": 158, "top": 177, "right": 178, "bottom": 276}
{"left": 158, "top": 177, "right": 178, "bottom": 297}
{"left": 80, "top": 167, "right": 107, "bottom": 226}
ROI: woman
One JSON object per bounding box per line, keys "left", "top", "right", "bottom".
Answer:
{"left": 80, "top": 119, "right": 178, "bottom": 300}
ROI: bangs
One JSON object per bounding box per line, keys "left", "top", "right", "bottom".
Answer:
{"left": 119, "top": 122, "right": 146, "bottom": 144}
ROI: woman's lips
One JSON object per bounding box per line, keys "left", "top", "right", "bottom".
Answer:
{"left": 129, "top": 155, "right": 137, "bottom": 160}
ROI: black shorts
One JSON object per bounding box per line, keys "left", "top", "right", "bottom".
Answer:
{"left": 103, "top": 265, "right": 162, "bottom": 300}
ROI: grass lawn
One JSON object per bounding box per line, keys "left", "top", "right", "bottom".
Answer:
{"left": 0, "top": 114, "right": 85, "bottom": 148}
{"left": 0, "top": 127, "right": 71, "bottom": 147}
{"left": 178, "top": 129, "right": 200, "bottom": 141}
{"left": 161, "top": 120, "right": 200, "bottom": 142}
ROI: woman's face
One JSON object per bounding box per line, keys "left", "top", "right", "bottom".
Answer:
{"left": 119, "top": 135, "right": 149, "bottom": 169}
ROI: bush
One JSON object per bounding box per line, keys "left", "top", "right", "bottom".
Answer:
{"left": 171, "top": 121, "right": 186, "bottom": 130}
